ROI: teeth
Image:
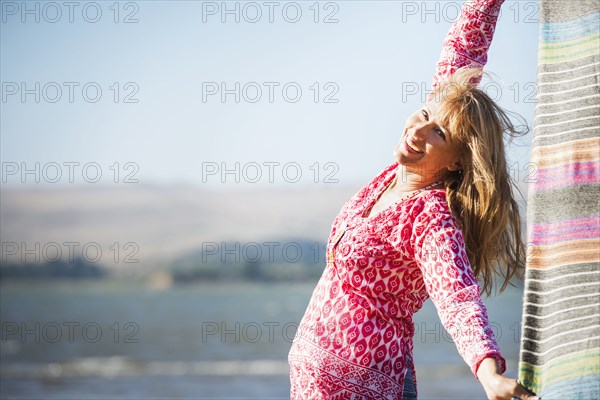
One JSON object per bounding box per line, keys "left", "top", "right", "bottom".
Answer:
{"left": 407, "top": 140, "right": 422, "bottom": 153}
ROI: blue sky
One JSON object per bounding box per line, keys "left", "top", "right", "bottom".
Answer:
{"left": 1, "top": 0, "right": 539, "bottom": 188}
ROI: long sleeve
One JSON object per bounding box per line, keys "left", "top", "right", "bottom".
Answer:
{"left": 431, "top": 0, "right": 505, "bottom": 90}
{"left": 411, "top": 194, "right": 506, "bottom": 377}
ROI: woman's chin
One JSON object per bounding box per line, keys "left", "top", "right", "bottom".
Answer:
{"left": 393, "top": 147, "right": 408, "bottom": 164}
{"left": 392, "top": 146, "right": 403, "bottom": 162}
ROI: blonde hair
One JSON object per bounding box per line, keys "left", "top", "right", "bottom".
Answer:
{"left": 431, "top": 68, "right": 527, "bottom": 295}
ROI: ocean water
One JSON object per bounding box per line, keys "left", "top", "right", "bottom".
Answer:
{"left": 0, "top": 280, "right": 523, "bottom": 399}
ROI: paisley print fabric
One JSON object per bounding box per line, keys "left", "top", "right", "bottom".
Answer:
{"left": 288, "top": 163, "right": 506, "bottom": 399}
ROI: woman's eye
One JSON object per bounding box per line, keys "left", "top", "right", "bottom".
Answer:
{"left": 435, "top": 128, "right": 446, "bottom": 139}
{"left": 421, "top": 109, "right": 429, "bottom": 120}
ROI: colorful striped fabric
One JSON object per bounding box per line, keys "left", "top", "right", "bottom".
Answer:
{"left": 517, "top": 0, "right": 600, "bottom": 398}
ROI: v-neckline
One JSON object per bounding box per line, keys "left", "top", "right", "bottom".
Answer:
{"left": 361, "top": 167, "right": 445, "bottom": 221}
{"left": 361, "top": 168, "right": 399, "bottom": 220}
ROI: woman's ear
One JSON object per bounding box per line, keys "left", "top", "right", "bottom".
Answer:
{"left": 447, "top": 162, "right": 462, "bottom": 172}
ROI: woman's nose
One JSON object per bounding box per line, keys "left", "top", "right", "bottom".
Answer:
{"left": 413, "top": 123, "right": 428, "bottom": 139}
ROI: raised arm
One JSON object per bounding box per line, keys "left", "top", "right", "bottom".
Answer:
{"left": 431, "top": 0, "right": 505, "bottom": 91}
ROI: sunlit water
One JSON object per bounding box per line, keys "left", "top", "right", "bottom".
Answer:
{"left": 0, "top": 280, "right": 523, "bottom": 399}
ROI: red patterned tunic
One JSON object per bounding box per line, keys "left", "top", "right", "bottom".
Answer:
{"left": 288, "top": 0, "right": 506, "bottom": 398}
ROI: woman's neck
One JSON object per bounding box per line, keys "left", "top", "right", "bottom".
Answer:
{"left": 390, "top": 164, "right": 444, "bottom": 193}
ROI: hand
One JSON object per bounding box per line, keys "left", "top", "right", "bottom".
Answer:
{"left": 480, "top": 374, "right": 540, "bottom": 400}
{"left": 477, "top": 358, "right": 541, "bottom": 400}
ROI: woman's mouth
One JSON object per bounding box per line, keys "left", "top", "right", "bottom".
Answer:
{"left": 404, "top": 138, "right": 424, "bottom": 154}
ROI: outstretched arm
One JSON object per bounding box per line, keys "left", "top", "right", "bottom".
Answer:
{"left": 412, "top": 197, "right": 540, "bottom": 400}
{"left": 431, "top": 0, "right": 504, "bottom": 91}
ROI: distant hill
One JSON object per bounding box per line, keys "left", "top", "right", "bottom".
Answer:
{"left": 0, "top": 184, "right": 361, "bottom": 272}
{"left": 1, "top": 181, "right": 529, "bottom": 276}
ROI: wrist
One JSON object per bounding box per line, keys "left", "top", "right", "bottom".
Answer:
{"left": 476, "top": 356, "right": 502, "bottom": 381}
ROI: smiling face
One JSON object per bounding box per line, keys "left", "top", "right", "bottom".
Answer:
{"left": 393, "top": 101, "right": 464, "bottom": 183}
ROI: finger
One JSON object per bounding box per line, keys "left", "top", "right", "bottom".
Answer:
{"left": 513, "top": 380, "right": 541, "bottom": 400}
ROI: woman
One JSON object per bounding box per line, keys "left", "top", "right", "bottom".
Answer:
{"left": 288, "top": 0, "right": 540, "bottom": 399}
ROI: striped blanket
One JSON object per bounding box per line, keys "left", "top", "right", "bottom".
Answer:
{"left": 517, "top": 0, "right": 600, "bottom": 398}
